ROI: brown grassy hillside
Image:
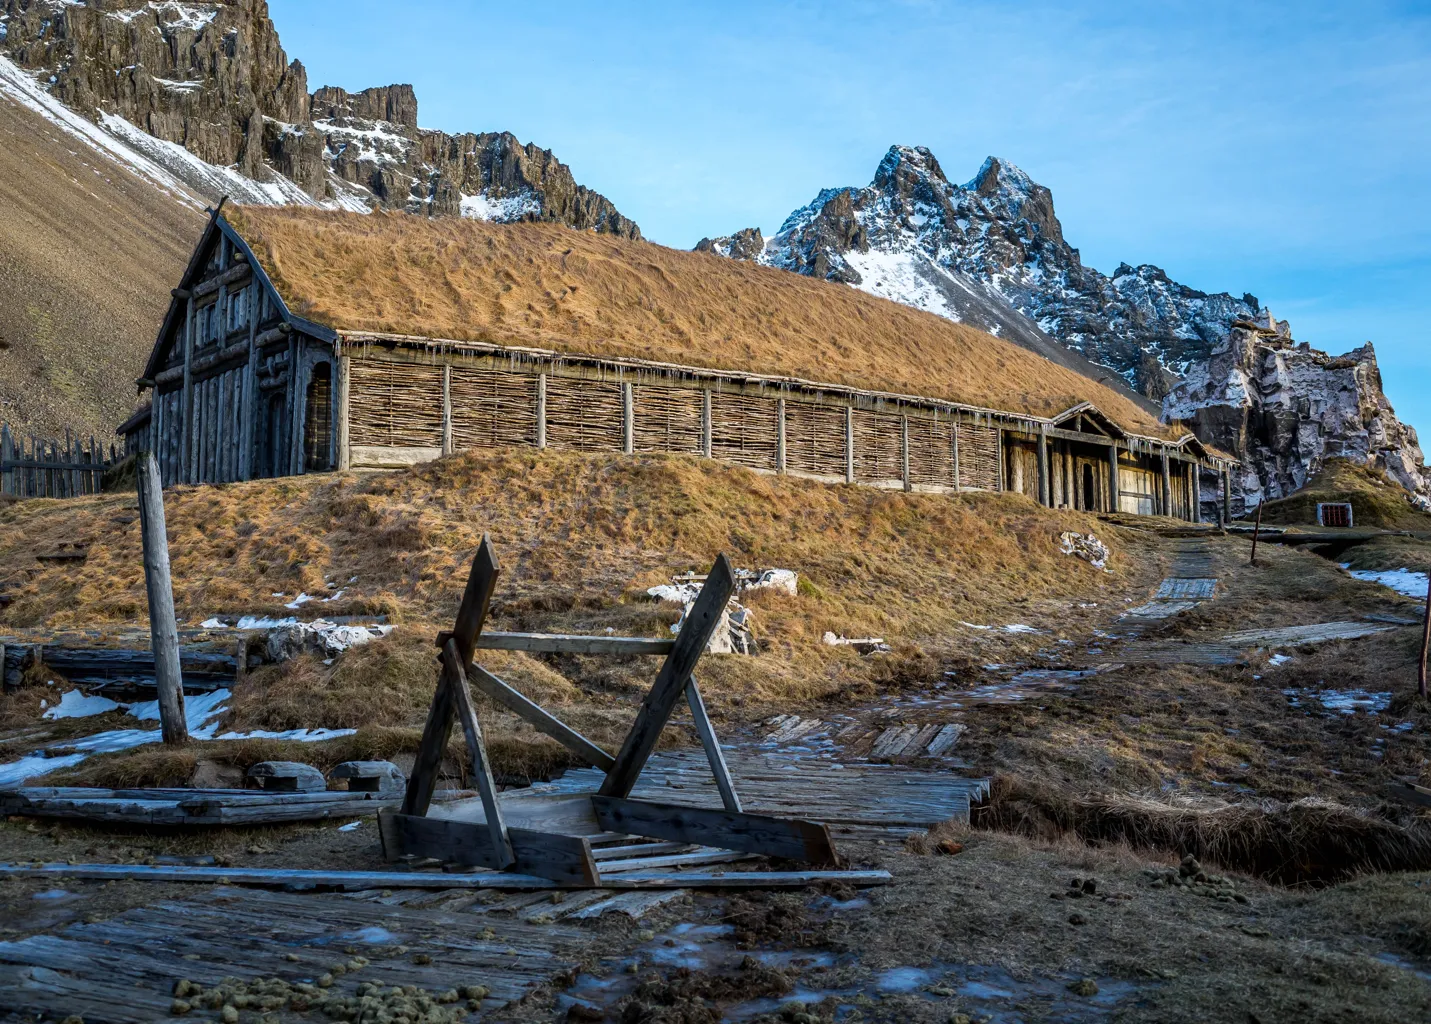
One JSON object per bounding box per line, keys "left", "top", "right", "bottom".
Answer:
{"left": 230, "top": 206, "right": 1181, "bottom": 438}
{"left": 0, "top": 88, "right": 199, "bottom": 441}
{"left": 1257, "top": 458, "right": 1431, "bottom": 531}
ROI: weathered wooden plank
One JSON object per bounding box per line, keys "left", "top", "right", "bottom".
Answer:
{"left": 136, "top": 451, "right": 188, "bottom": 744}
{"left": 601, "top": 554, "right": 735, "bottom": 799}
{"left": 461, "top": 631, "right": 676, "bottom": 655}
{"left": 378, "top": 811, "right": 595, "bottom": 884}
{"left": 686, "top": 675, "right": 741, "bottom": 812}
{"left": 442, "top": 640, "right": 513, "bottom": 866}
{"left": 591, "top": 795, "right": 837, "bottom": 865}
{"left": 465, "top": 661, "right": 616, "bottom": 771}
{"left": 596, "top": 847, "right": 755, "bottom": 874}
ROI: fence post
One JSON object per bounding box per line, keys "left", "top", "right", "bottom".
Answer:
{"left": 0, "top": 422, "right": 9, "bottom": 496}
{"left": 137, "top": 451, "right": 189, "bottom": 745}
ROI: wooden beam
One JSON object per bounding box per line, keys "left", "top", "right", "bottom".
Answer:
{"left": 441, "top": 364, "right": 453, "bottom": 456}
{"left": 335, "top": 353, "right": 351, "bottom": 472}
{"left": 442, "top": 640, "right": 513, "bottom": 867}
{"left": 591, "top": 795, "right": 837, "bottom": 865}
{"left": 701, "top": 389, "right": 712, "bottom": 458}
{"left": 536, "top": 372, "right": 547, "bottom": 449}
{"left": 844, "top": 406, "right": 855, "bottom": 483}
{"left": 776, "top": 397, "right": 786, "bottom": 473}
{"left": 403, "top": 535, "right": 500, "bottom": 816}
{"left": 685, "top": 675, "right": 740, "bottom": 812}
{"left": 378, "top": 811, "right": 595, "bottom": 883}
{"left": 1107, "top": 442, "right": 1120, "bottom": 513}
{"left": 900, "top": 415, "right": 911, "bottom": 493}
{"left": 136, "top": 452, "right": 188, "bottom": 745}
{"left": 439, "top": 630, "right": 674, "bottom": 656}
{"left": 465, "top": 661, "right": 615, "bottom": 771}
{"left": 600, "top": 554, "right": 735, "bottom": 799}
{"left": 622, "top": 380, "right": 634, "bottom": 455}
{"left": 1037, "top": 424, "right": 1050, "bottom": 506}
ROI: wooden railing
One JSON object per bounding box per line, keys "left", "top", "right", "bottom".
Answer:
{"left": 0, "top": 423, "right": 116, "bottom": 499}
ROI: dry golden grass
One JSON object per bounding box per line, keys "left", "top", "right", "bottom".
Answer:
{"left": 228, "top": 206, "right": 1177, "bottom": 437}
{"left": 1256, "top": 457, "right": 1431, "bottom": 531}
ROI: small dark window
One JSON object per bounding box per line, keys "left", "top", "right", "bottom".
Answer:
{"left": 1317, "top": 502, "right": 1353, "bottom": 528}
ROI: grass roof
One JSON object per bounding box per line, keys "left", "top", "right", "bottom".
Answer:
{"left": 227, "top": 206, "right": 1182, "bottom": 439}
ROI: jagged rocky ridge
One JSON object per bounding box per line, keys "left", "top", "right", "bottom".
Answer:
{"left": 0, "top": 0, "right": 638, "bottom": 236}
{"left": 699, "top": 145, "right": 1430, "bottom": 510}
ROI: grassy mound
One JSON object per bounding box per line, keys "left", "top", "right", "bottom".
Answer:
{"left": 1255, "top": 458, "right": 1431, "bottom": 531}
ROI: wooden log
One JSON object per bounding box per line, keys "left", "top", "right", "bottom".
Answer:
{"left": 1222, "top": 467, "right": 1232, "bottom": 526}
{"left": 701, "top": 389, "right": 713, "bottom": 458}
{"left": 465, "top": 661, "right": 615, "bottom": 771}
{"left": 1192, "top": 461, "right": 1202, "bottom": 521}
{"left": 591, "top": 795, "right": 837, "bottom": 865}
{"left": 1037, "top": 424, "right": 1050, "bottom": 506}
{"left": 379, "top": 810, "right": 592, "bottom": 882}
{"left": 438, "top": 630, "right": 675, "bottom": 656}
{"left": 1160, "top": 450, "right": 1172, "bottom": 517}
{"left": 136, "top": 452, "right": 188, "bottom": 745}
{"left": 1107, "top": 442, "right": 1120, "bottom": 513}
{"left": 441, "top": 364, "right": 453, "bottom": 456}
{"left": 685, "top": 675, "right": 740, "bottom": 812}
{"left": 535, "top": 371, "right": 547, "bottom": 448}
{"left": 775, "top": 397, "right": 787, "bottom": 473}
{"left": 180, "top": 294, "right": 195, "bottom": 483}
{"left": 335, "top": 352, "right": 351, "bottom": 472}
{"left": 900, "top": 415, "right": 911, "bottom": 492}
{"left": 622, "top": 380, "right": 634, "bottom": 455}
{"left": 844, "top": 405, "right": 854, "bottom": 483}
{"left": 403, "top": 535, "right": 499, "bottom": 816}
{"left": 600, "top": 554, "right": 735, "bottom": 799}
{"left": 442, "top": 639, "right": 513, "bottom": 867}
{"left": 1250, "top": 499, "right": 1263, "bottom": 564}
{"left": 0, "top": 861, "right": 891, "bottom": 890}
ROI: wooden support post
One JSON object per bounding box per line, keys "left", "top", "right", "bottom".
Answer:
{"left": 180, "top": 295, "right": 195, "bottom": 484}
{"left": 1419, "top": 571, "right": 1429, "bottom": 699}
{"left": 536, "top": 372, "right": 547, "bottom": 449}
{"left": 1037, "top": 425, "right": 1050, "bottom": 506}
{"left": 600, "top": 554, "right": 736, "bottom": 799}
{"left": 685, "top": 675, "right": 740, "bottom": 812}
{"left": 1222, "top": 468, "right": 1232, "bottom": 526}
{"left": 775, "top": 397, "right": 786, "bottom": 473}
{"left": 591, "top": 796, "right": 836, "bottom": 865}
{"left": 136, "top": 452, "right": 187, "bottom": 745}
{"left": 1192, "top": 462, "right": 1202, "bottom": 522}
{"left": 1250, "top": 499, "right": 1263, "bottom": 565}
{"left": 441, "top": 364, "right": 453, "bottom": 456}
{"left": 1107, "top": 442, "right": 1120, "bottom": 512}
{"left": 465, "top": 661, "right": 615, "bottom": 770}
{"left": 701, "top": 389, "right": 712, "bottom": 458}
{"left": 900, "top": 416, "right": 911, "bottom": 492}
{"left": 441, "top": 638, "right": 513, "bottom": 867}
{"left": 239, "top": 286, "right": 259, "bottom": 480}
{"left": 335, "top": 353, "right": 350, "bottom": 471}
{"left": 403, "top": 535, "right": 500, "bottom": 817}
{"left": 1, "top": 422, "right": 10, "bottom": 497}
{"left": 1160, "top": 451, "right": 1172, "bottom": 518}
{"left": 844, "top": 406, "right": 855, "bottom": 484}
{"left": 622, "top": 380, "right": 634, "bottom": 455}
{"left": 951, "top": 415, "right": 961, "bottom": 492}
{"left": 996, "top": 423, "right": 1005, "bottom": 491}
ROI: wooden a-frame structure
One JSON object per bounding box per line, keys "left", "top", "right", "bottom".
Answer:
{"left": 378, "top": 536, "right": 836, "bottom": 884}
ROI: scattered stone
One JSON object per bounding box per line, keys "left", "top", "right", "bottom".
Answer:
{"left": 169, "top": 1000, "right": 191, "bottom": 1015}
{"left": 936, "top": 840, "right": 964, "bottom": 856}
{"left": 1068, "top": 913, "right": 1087, "bottom": 926}
{"left": 412, "top": 953, "right": 433, "bottom": 965}
{"left": 1081, "top": 878, "right": 1097, "bottom": 895}
{"left": 1067, "top": 978, "right": 1099, "bottom": 997}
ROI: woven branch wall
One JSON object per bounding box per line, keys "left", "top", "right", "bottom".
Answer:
{"left": 854, "top": 410, "right": 903, "bottom": 482}
{"left": 633, "top": 384, "right": 704, "bottom": 455}
{"left": 545, "top": 376, "right": 624, "bottom": 452}
{"left": 350, "top": 361, "right": 443, "bottom": 447}
{"left": 908, "top": 416, "right": 955, "bottom": 488}
{"left": 784, "top": 400, "right": 846, "bottom": 477}
{"left": 451, "top": 366, "right": 537, "bottom": 449}
{"left": 959, "top": 422, "right": 1001, "bottom": 490}
{"left": 711, "top": 392, "right": 779, "bottom": 470}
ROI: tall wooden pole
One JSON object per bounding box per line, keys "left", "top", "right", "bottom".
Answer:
{"left": 137, "top": 452, "right": 189, "bottom": 745}
{"left": 1250, "top": 500, "right": 1264, "bottom": 565}
{"left": 1418, "top": 571, "right": 1429, "bottom": 700}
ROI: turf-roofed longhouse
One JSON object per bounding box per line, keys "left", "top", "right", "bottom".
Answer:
{"left": 119, "top": 205, "right": 1237, "bottom": 521}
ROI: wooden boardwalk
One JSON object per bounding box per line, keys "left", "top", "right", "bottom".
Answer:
{"left": 0, "top": 888, "right": 586, "bottom": 1022}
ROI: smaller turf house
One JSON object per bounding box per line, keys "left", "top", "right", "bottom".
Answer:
{"left": 120, "top": 205, "right": 1236, "bottom": 522}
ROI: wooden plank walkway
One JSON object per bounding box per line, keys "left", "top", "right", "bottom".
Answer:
{"left": 534, "top": 750, "right": 989, "bottom": 827}
{"left": 1098, "top": 620, "right": 1398, "bottom": 666}
{"left": 0, "top": 887, "right": 584, "bottom": 1022}
{"left": 761, "top": 715, "right": 966, "bottom": 760}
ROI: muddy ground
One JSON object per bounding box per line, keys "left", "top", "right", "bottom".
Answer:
{"left": 2, "top": 527, "right": 1430, "bottom": 1023}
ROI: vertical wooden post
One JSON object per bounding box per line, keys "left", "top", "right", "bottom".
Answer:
{"left": 995, "top": 422, "right": 1005, "bottom": 491}
{"left": 844, "top": 406, "right": 855, "bottom": 484}
{"left": 1037, "top": 425, "right": 1050, "bottom": 506}
{"left": 136, "top": 452, "right": 188, "bottom": 745}
{"left": 180, "top": 296, "right": 195, "bottom": 484}
{"left": 1250, "top": 500, "right": 1264, "bottom": 565}
{"left": 441, "top": 364, "right": 453, "bottom": 457}
{"left": 685, "top": 675, "right": 741, "bottom": 813}
{"left": 1107, "top": 443, "right": 1120, "bottom": 513}
{"left": 775, "top": 397, "right": 786, "bottom": 474}
{"left": 536, "top": 372, "right": 548, "bottom": 449}
{"left": 622, "top": 380, "right": 634, "bottom": 456}
{"left": 1222, "top": 468, "right": 1232, "bottom": 526}
{"left": 2, "top": 422, "right": 11, "bottom": 497}
{"left": 239, "top": 296, "right": 259, "bottom": 480}
{"left": 900, "top": 415, "right": 911, "bottom": 492}
{"left": 701, "top": 389, "right": 713, "bottom": 459}
{"left": 1160, "top": 451, "right": 1172, "bottom": 518}
{"left": 951, "top": 415, "right": 961, "bottom": 492}
{"left": 1192, "top": 462, "right": 1202, "bottom": 521}
{"left": 335, "top": 353, "right": 351, "bottom": 471}
{"left": 1418, "top": 572, "right": 1429, "bottom": 699}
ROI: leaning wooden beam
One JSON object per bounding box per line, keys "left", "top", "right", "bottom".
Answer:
{"left": 378, "top": 811, "right": 597, "bottom": 884}
{"left": 0, "top": 862, "right": 892, "bottom": 890}
{"left": 465, "top": 661, "right": 616, "bottom": 771}
{"left": 600, "top": 553, "right": 736, "bottom": 799}
{"left": 136, "top": 451, "right": 188, "bottom": 745}
{"left": 591, "top": 795, "right": 837, "bottom": 865}
{"left": 403, "top": 535, "right": 500, "bottom": 816}
{"left": 685, "top": 675, "right": 741, "bottom": 812}
{"left": 442, "top": 639, "right": 513, "bottom": 866}
{"left": 437, "top": 630, "right": 676, "bottom": 656}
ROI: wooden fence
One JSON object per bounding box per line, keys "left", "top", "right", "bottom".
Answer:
{"left": 0, "top": 423, "right": 116, "bottom": 499}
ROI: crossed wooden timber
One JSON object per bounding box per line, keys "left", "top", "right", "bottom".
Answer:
{"left": 379, "top": 535, "right": 836, "bottom": 882}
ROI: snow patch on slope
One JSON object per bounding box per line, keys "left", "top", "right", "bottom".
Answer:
{"left": 460, "top": 189, "right": 541, "bottom": 222}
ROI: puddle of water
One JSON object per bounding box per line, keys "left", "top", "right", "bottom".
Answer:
{"left": 875, "top": 965, "right": 934, "bottom": 991}
{"left": 1283, "top": 687, "right": 1391, "bottom": 715}
{"left": 32, "top": 889, "right": 73, "bottom": 901}
{"left": 345, "top": 925, "right": 402, "bottom": 944}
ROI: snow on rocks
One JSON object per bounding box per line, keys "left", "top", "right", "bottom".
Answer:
{"left": 266, "top": 621, "right": 393, "bottom": 662}
{"left": 646, "top": 567, "right": 799, "bottom": 655}
{"left": 41, "top": 690, "right": 119, "bottom": 720}
{"left": 1059, "top": 532, "right": 1110, "bottom": 570}
{"left": 821, "top": 632, "right": 892, "bottom": 655}
{"left": 1343, "top": 566, "right": 1429, "bottom": 600}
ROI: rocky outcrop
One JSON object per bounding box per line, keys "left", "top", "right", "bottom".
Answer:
{"left": 0, "top": 0, "right": 638, "bottom": 236}
{"left": 1164, "top": 313, "right": 1431, "bottom": 512}
{"left": 695, "top": 227, "right": 765, "bottom": 261}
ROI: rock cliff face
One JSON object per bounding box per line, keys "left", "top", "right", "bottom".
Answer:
{"left": 0, "top": 0, "right": 638, "bottom": 236}
{"left": 702, "top": 144, "right": 1428, "bottom": 509}
{"left": 1164, "top": 313, "right": 1431, "bottom": 512}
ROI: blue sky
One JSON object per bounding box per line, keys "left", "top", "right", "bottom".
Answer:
{"left": 271, "top": 0, "right": 1431, "bottom": 438}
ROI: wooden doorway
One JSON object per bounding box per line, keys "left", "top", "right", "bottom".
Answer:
{"left": 304, "top": 363, "right": 332, "bottom": 472}
{"left": 1083, "top": 463, "right": 1096, "bottom": 511}
{"left": 1118, "top": 464, "right": 1156, "bottom": 516}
